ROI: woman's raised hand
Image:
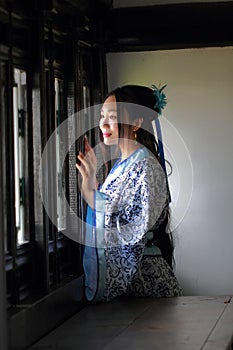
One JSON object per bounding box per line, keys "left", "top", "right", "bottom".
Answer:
{"left": 76, "top": 138, "right": 97, "bottom": 207}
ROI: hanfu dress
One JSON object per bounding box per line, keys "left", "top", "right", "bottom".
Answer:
{"left": 83, "top": 147, "right": 182, "bottom": 302}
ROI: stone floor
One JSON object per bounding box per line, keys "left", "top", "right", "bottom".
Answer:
{"left": 29, "top": 295, "right": 233, "bottom": 350}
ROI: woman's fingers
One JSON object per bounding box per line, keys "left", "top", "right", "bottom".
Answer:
{"left": 78, "top": 152, "right": 91, "bottom": 168}
{"left": 75, "top": 162, "right": 83, "bottom": 173}
{"left": 76, "top": 154, "right": 85, "bottom": 171}
{"left": 85, "top": 147, "right": 97, "bottom": 169}
{"left": 76, "top": 143, "right": 97, "bottom": 190}
{"left": 79, "top": 147, "right": 96, "bottom": 170}
{"left": 76, "top": 152, "right": 88, "bottom": 169}
{"left": 76, "top": 152, "right": 93, "bottom": 177}
{"left": 84, "top": 138, "right": 91, "bottom": 154}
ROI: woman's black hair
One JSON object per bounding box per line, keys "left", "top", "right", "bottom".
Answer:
{"left": 104, "top": 85, "right": 160, "bottom": 161}
{"left": 100, "top": 85, "right": 174, "bottom": 268}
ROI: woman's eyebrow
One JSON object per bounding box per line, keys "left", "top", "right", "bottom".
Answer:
{"left": 100, "top": 108, "right": 117, "bottom": 113}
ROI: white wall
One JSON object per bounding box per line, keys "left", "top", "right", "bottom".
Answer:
{"left": 106, "top": 47, "right": 233, "bottom": 295}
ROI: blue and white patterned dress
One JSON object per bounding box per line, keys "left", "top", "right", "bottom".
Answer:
{"left": 83, "top": 147, "right": 182, "bottom": 301}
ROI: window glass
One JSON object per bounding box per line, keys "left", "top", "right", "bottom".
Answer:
{"left": 13, "top": 68, "right": 28, "bottom": 245}
{"left": 0, "top": 62, "right": 8, "bottom": 251}
{"left": 55, "top": 78, "right": 66, "bottom": 230}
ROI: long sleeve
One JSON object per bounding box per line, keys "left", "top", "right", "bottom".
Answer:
{"left": 95, "top": 156, "right": 168, "bottom": 248}
{"left": 83, "top": 149, "right": 182, "bottom": 302}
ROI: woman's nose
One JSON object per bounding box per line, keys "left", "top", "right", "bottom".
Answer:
{"left": 100, "top": 116, "right": 109, "bottom": 127}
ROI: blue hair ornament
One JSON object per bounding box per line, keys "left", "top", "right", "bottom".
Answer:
{"left": 151, "top": 84, "right": 171, "bottom": 202}
{"left": 151, "top": 84, "right": 167, "bottom": 115}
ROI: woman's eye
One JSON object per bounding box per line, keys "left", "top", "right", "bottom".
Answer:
{"left": 99, "top": 114, "right": 117, "bottom": 123}
{"left": 109, "top": 115, "right": 117, "bottom": 120}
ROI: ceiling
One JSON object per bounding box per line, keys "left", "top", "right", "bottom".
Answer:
{"left": 113, "top": 0, "right": 233, "bottom": 6}
{"left": 105, "top": 0, "right": 233, "bottom": 51}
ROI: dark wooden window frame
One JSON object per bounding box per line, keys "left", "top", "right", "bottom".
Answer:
{"left": 0, "top": 1, "right": 107, "bottom": 349}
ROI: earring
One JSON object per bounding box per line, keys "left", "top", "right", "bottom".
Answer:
{"left": 134, "top": 132, "right": 138, "bottom": 145}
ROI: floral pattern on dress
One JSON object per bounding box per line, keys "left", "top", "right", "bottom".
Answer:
{"left": 91, "top": 148, "right": 182, "bottom": 301}
{"left": 101, "top": 155, "right": 168, "bottom": 247}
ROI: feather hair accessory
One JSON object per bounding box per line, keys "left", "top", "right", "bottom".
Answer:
{"left": 151, "top": 84, "right": 167, "bottom": 115}
{"left": 151, "top": 83, "right": 171, "bottom": 201}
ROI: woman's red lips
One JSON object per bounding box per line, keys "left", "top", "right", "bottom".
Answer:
{"left": 103, "top": 133, "right": 112, "bottom": 137}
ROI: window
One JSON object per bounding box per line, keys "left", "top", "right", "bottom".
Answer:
{"left": 0, "top": 5, "right": 108, "bottom": 347}
{"left": 0, "top": 61, "right": 8, "bottom": 253}
{"left": 55, "top": 77, "right": 66, "bottom": 231}
{"left": 13, "top": 68, "right": 28, "bottom": 245}
{"left": 0, "top": 4, "right": 107, "bottom": 313}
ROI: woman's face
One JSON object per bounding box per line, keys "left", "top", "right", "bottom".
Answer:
{"left": 99, "top": 95, "right": 119, "bottom": 145}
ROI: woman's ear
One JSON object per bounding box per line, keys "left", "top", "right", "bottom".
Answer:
{"left": 133, "top": 117, "right": 144, "bottom": 131}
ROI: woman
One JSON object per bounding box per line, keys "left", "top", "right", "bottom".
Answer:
{"left": 76, "top": 85, "right": 182, "bottom": 302}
